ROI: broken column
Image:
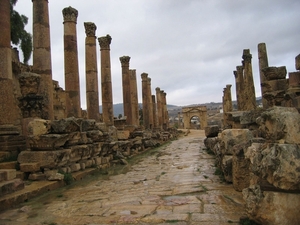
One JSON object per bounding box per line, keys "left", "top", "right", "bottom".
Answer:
{"left": 141, "top": 73, "right": 149, "bottom": 129}
{"left": 233, "top": 65, "right": 244, "bottom": 111}
{"left": 222, "top": 84, "right": 233, "bottom": 128}
{"left": 84, "top": 22, "right": 99, "bottom": 120}
{"left": 161, "top": 91, "right": 168, "bottom": 129}
{"left": 147, "top": 78, "right": 154, "bottom": 129}
{"left": 63, "top": 6, "right": 81, "bottom": 118}
{"left": 156, "top": 87, "right": 163, "bottom": 129}
{"left": 32, "top": 0, "right": 54, "bottom": 120}
{"left": 130, "top": 69, "right": 139, "bottom": 126}
{"left": 242, "top": 49, "right": 256, "bottom": 110}
{"left": 98, "top": 35, "right": 114, "bottom": 126}
{"left": 286, "top": 55, "right": 300, "bottom": 109}
{"left": 120, "top": 56, "right": 132, "bottom": 125}
{"left": 258, "top": 43, "right": 269, "bottom": 108}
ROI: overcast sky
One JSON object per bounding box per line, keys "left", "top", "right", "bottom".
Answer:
{"left": 15, "top": 0, "right": 300, "bottom": 108}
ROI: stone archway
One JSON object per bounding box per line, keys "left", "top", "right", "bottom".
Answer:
{"left": 182, "top": 106, "right": 208, "bottom": 129}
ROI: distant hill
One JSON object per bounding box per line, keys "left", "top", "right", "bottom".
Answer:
{"left": 99, "top": 103, "right": 178, "bottom": 117}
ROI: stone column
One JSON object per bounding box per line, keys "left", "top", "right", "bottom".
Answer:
{"left": 242, "top": 49, "right": 256, "bottom": 110}
{"left": 141, "top": 73, "right": 149, "bottom": 129}
{"left": 160, "top": 90, "right": 165, "bottom": 129}
{"left": 152, "top": 95, "right": 157, "bottom": 128}
{"left": 63, "top": 6, "right": 81, "bottom": 118}
{"left": 98, "top": 35, "right": 114, "bottom": 126}
{"left": 156, "top": 87, "right": 162, "bottom": 129}
{"left": 162, "top": 91, "right": 168, "bottom": 129}
{"left": 32, "top": 0, "right": 54, "bottom": 120}
{"left": 147, "top": 78, "right": 154, "bottom": 129}
{"left": 84, "top": 22, "right": 99, "bottom": 120}
{"left": 258, "top": 43, "right": 269, "bottom": 108}
{"left": 130, "top": 69, "right": 139, "bottom": 126}
{"left": 233, "top": 65, "right": 244, "bottom": 111}
{"left": 120, "top": 56, "right": 132, "bottom": 125}
{"left": 0, "top": 0, "right": 20, "bottom": 126}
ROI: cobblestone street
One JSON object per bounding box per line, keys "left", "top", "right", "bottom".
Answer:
{"left": 0, "top": 130, "right": 246, "bottom": 225}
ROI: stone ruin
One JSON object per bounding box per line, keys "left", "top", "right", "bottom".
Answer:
{"left": 205, "top": 43, "right": 300, "bottom": 224}
{"left": 0, "top": 1, "right": 175, "bottom": 208}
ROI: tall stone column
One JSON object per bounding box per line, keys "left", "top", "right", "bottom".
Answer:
{"left": 141, "top": 73, "right": 149, "bottom": 129}
{"left": 160, "top": 90, "right": 165, "bottom": 129}
{"left": 147, "top": 78, "right": 154, "bottom": 129}
{"left": 162, "top": 91, "right": 168, "bottom": 129}
{"left": 63, "top": 6, "right": 81, "bottom": 118}
{"left": 84, "top": 22, "right": 99, "bottom": 120}
{"left": 156, "top": 87, "right": 162, "bottom": 129}
{"left": 130, "top": 69, "right": 139, "bottom": 126}
{"left": 98, "top": 35, "right": 114, "bottom": 126}
{"left": 0, "top": 0, "right": 19, "bottom": 126}
{"left": 258, "top": 43, "right": 269, "bottom": 108}
{"left": 120, "top": 56, "right": 132, "bottom": 125}
{"left": 242, "top": 49, "right": 256, "bottom": 110}
{"left": 32, "top": 0, "right": 54, "bottom": 120}
{"left": 233, "top": 65, "right": 244, "bottom": 111}
{"left": 152, "top": 95, "right": 157, "bottom": 128}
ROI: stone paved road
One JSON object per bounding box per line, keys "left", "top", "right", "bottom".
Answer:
{"left": 0, "top": 130, "right": 246, "bottom": 225}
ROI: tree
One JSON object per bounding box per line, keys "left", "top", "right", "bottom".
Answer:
{"left": 10, "top": 0, "right": 32, "bottom": 64}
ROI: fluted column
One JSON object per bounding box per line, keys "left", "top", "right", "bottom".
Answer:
{"left": 141, "top": 73, "right": 149, "bottom": 129}
{"left": 242, "top": 49, "right": 256, "bottom": 110}
{"left": 0, "top": 0, "right": 19, "bottom": 125}
{"left": 32, "top": 0, "right": 54, "bottom": 120}
{"left": 63, "top": 6, "right": 81, "bottom": 117}
{"left": 130, "top": 69, "right": 139, "bottom": 126}
{"left": 84, "top": 22, "right": 99, "bottom": 120}
{"left": 258, "top": 43, "right": 269, "bottom": 108}
{"left": 120, "top": 56, "right": 132, "bottom": 125}
{"left": 156, "top": 87, "right": 162, "bottom": 129}
{"left": 233, "top": 65, "right": 244, "bottom": 110}
{"left": 98, "top": 35, "right": 114, "bottom": 126}
{"left": 147, "top": 78, "right": 154, "bottom": 129}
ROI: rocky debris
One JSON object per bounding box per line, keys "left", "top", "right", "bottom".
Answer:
{"left": 204, "top": 125, "right": 219, "bottom": 137}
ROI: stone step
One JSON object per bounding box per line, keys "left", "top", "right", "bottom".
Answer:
{"left": 0, "top": 169, "right": 16, "bottom": 181}
{"left": 0, "top": 178, "right": 24, "bottom": 196}
{"left": 0, "top": 161, "right": 17, "bottom": 170}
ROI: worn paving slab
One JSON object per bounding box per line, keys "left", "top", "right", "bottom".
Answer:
{"left": 0, "top": 130, "right": 246, "bottom": 224}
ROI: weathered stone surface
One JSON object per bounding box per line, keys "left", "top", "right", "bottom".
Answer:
{"left": 51, "top": 117, "right": 81, "bottom": 133}
{"left": 28, "top": 172, "right": 46, "bottom": 181}
{"left": 86, "top": 130, "right": 105, "bottom": 142}
{"left": 117, "top": 130, "right": 130, "bottom": 140}
{"left": 0, "top": 161, "right": 17, "bottom": 170}
{"left": 257, "top": 106, "right": 300, "bottom": 144}
{"left": 27, "top": 119, "right": 51, "bottom": 136}
{"left": 240, "top": 110, "right": 263, "bottom": 125}
{"left": 204, "top": 125, "right": 219, "bottom": 137}
{"left": 243, "top": 185, "right": 300, "bottom": 225}
{"left": 251, "top": 143, "right": 300, "bottom": 190}
{"left": 262, "top": 66, "right": 287, "bottom": 80}
{"left": 18, "top": 149, "right": 72, "bottom": 168}
{"left": 28, "top": 134, "right": 69, "bottom": 150}
{"left": 20, "top": 163, "right": 40, "bottom": 172}
{"left": 0, "top": 178, "right": 24, "bottom": 196}
{"left": 262, "top": 79, "right": 288, "bottom": 93}
{"left": 221, "top": 155, "right": 233, "bottom": 182}
{"left": 0, "top": 169, "right": 16, "bottom": 181}
{"left": 296, "top": 54, "right": 300, "bottom": 70}
{"left": 47, "top": 172, "right": 64, "bottom": 181}
{"left": 220, "top": 129, "right": 253, "bottom": 155}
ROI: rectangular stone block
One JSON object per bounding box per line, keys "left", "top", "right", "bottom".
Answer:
{"left": 26, "top": 118, "right": 51, "bottom": 136}
{"left": 0, "top": 179, "right": 24, "bottom": 196}
{"left": 0, "top": 161, "right": 17, "bottom": 169}
{"left": 117, "top": 130, "right": 130, "bottom": 140}
{"left": 70, "top": 163, "right": 81, "bottom": 172}
{"left": 20, "top": 163, "right": 40, "bottom": 172}
{"left": 204, "top": 125, "right": 219, "bottom": 137}
{"left": 28, "top": 173, "right": 46, "bottom": 181}
{"left": 296, "top": 54, "right": 300, "bottom": 70}
{"left": 0, "top": 169, "right": 16, "bottom": 181}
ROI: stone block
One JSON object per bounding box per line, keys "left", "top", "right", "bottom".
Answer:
{"left": 94, "top": 157, "right": 102, "bottom": 165}
{"left": 87, "top": 130, "right": 105, "bottom": 142}
{"left": 80, "top": 162, "right": 85, "bottom": 170}
{"left": 204, "top": 125, "right": 219, "bottom": 137}
{"left": 27, "top": 118, "right": 51, "bottom": 136}
{"left": 0, "top": 179, "right": 24, "bottom": 196}
{"left": 70, "top": 163, "right": 81, "bottom": 172}
{"left": 95, "top": 122, "right": 108, "bottom": 132}
{"left": 47, "top": 173, "right": 64, "bottom": 181}
{"left": 81, "top": 119, "right": 96, "bottom": 131}
{"left": 262, "top": 79, "right": 288, "bottom": 93}
{"left": 0, "top": 161, "right": 17, "bottom": 169}
{"left": 51, "top": 117, "right": 81, "bottom": 133}
{"left": 296, "top": 54, "right": 300, "bottom": 70}
{"left": 28, "top": 172, "right": 46, "bottom": 181}
{"left": 28, "top": 134, "right": 70, "bottom": 150}
{"left": 0, "top": 169, "right": 16, "bottom": 181}
{"left": 85, "top": 159, "right": 93, "bottom": 168}
{"left": 257, "top": 106, "right": 300, "bottom": 144}
{"left": 262, "top": 66, "right": 287, "bottom": 81}
{"left": 20, "top": 163, "right": 40, "bottom": 172}
{"left": 288, "top": 71, "right": 300, "bottom": 88}
{"left": 240, "top": 110, "right": 263, "bottom": 125}
{"left": 221, "top": 155, "right": 232, "bottom": 183}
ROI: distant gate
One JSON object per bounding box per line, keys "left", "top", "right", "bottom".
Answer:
{"left": 182, "top": 106, "right": 208, "bottom": 129}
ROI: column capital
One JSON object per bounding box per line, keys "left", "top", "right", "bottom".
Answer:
{"left": 156, "top": 87, "right": 161, "bottom": 92}
{"left": 98, "top": 35, "right": 112, "bottom": 50}
{"left": 62, "top": 6, "right": 78, "bottom": 23}
{"left": 141, "top": 73, "right": 148, "bottom": 81}
{"left": 119, "top": 56, "right": 130, "bottom": 66}
{"left": 84, "top": 22, "right": 96, "bottom": 37}
{"left": 236, "top": 65, "right": 243, "bottom": 72}
{"left": 242, "top": 49, "right": 252, "bottom": 63}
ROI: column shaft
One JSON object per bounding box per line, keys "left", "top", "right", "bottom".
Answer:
{"left": 156, "top": 87, "right": 162, "bottom": 129}
{"left": 99, "top": 35, "right": 114, "bottom": 126}
{"left": 130, "top": 69, "right": 139, "bottom": 126}
{"left": 141, "top": 73, "right": 149, "bottom": 129}
{"left": 258, "top": 43, "right": 269, "bottom": 108}
{"left": 147, "top": 78, "right": 153, "bottom": 129}
{"left": 120, "top": 56, "right": 132, "bottom": 125}
{"left": 32, "top": 0, "right": 54, "bottom": 120}
{"left": 63, "top": 6, "right": 81, "bottom": 117}
{"left": 152, "top": 95, "right": 157, "bottom": 128}
{"left": 84, "top": 22, "right": 99, "bottom": 120}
